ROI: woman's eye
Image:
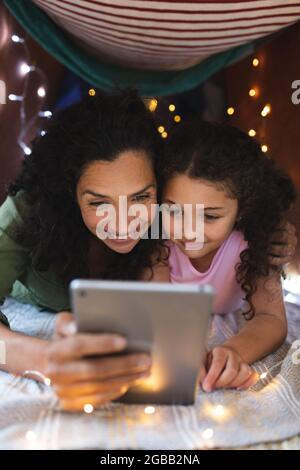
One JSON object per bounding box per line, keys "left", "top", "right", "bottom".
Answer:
{"left": 132, "top": 193, "right": 150, "bottom": 202}
{"left": 89, "top": 201, "right": 106, "bottom": 207}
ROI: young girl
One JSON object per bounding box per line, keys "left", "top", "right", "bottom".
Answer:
{"left": 161, "top": 120, "right": 297, "bottom": 393}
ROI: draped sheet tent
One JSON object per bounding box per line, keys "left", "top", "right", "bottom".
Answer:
{"left": 4, "top": 0, "right": 300, "bottom": 95}
{"left": 1, "top": 1, "right": 300, "bottom": 270}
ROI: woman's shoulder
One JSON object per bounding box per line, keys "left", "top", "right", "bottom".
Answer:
{"left": 0, "top": 190, "right": 28, "bottom": 232}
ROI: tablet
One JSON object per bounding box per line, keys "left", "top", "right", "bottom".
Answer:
{"left": 70, "top": 280, "right": 214, "bottom": 406}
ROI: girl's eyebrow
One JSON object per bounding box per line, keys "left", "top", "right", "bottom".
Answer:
{"left": 204, "top": 207, "right": 225, "bottom": 211}
{"left": 164, "top": 199, "right": 224, "bottom": 211}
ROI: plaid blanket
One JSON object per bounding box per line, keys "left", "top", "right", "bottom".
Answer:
{"left": 0, "top": 293, "right": 299, "bottom": 450}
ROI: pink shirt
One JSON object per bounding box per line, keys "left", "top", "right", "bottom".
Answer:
{"left": 168, "top": 231, "right": 248, "bottom": 315}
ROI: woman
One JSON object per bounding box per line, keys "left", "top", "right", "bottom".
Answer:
{"left": 0, "top": 90, "right": 296, "bottom": 410}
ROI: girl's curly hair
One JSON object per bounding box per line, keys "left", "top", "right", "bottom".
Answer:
{"left": 8, "top": 89, "right": 164, "bottom": 285}
{"left": 162, "top": 120, "right": 296, "bottom": 319}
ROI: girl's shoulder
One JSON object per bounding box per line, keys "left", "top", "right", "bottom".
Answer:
{"left": 227, "top": 230, "right": 248, "bottom": 252}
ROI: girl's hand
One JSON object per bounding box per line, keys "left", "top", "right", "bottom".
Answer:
{"left": 269, "top": 221, "right": 297, "bottom": 266}
{"left": 44, "top": 312, "right": 152, "bottom": 412}
{"left": 201, "top": 346, "right": 258, "bottom": 392}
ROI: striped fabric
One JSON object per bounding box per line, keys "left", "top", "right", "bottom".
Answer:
{"left": 33, "top": 0, "right": 300, "bottom": 71}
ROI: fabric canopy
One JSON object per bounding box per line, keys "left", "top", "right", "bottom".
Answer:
{"left": 5, "top": 0, "right": 300, "bottom": 95}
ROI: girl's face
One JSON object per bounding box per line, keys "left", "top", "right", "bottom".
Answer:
{"left": 76, "top": 150, "right": 157, "bottom": 254}
{"left": 162, "top": 174, "right": 239, "bottom": 260}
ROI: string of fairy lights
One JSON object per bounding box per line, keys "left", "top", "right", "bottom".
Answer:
{"left": 8, "top": 33, "right": 52, "bottom": 156}
{"left": 89, "top": 90, "right": 182, "bottom": 139}
{"left": 145, "top": 98, "right": 182, "bottom": 139}
{"left": 6, "top": 42, "right": 276, "bottom": 157}
{"left": 226, "top": 55, "right": 271, "bottom": 154}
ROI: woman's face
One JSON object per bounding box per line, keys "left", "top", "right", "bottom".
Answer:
{"left": 162, "top": 174, "right": 238, "bottom": 260}
{"left": 77, "top": 150, "right": 157, "bottom": 254}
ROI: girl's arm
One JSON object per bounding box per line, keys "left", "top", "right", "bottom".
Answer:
{"left": 222, "top": 273, "right": 287, "bottom": 364}
{"left": 202, "top": 273, "right": 287, "bottom": 392}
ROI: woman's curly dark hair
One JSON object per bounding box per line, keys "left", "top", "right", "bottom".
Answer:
{"left": 8, "top": 89, "right": 164, "bottom": 285}
{"left": 161, "top": 120, "right": 297, "bottom": 319}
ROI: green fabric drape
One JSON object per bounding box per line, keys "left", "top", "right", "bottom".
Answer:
{"left": 5, "top": 0, "right": 256, "bottom": 96}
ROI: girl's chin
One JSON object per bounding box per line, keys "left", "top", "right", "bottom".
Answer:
{"left": 176, "top": 241, "right": 208, "bottom": 258}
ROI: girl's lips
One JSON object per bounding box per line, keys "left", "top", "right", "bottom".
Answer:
{"left": 184, "top": 241, "right": 205, "bottom": 250}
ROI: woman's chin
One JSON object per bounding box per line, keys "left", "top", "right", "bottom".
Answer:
{"left": 104, "top": 238, "right": 139, "bottom": 254}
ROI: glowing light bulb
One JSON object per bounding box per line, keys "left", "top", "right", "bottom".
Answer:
{"left": 20, "top": 62, "right": 35, "bottom": 75}
{"left": 161, "top": 131, "right": 168, "bottom": 138}
{"left": 212, "top": 404, "right": 225, "bottom": 417}
{"left": 20, "top": 142, "right": 32, "bottom": 155}
{"left": 38, "top": 110, "right": 52, "bottom": 118}
{"left": 248, "top": 129, "right": 256, "bottom": 137}
{"left": 202, "top": 428, "right": 214, "bottom": 439}
{"left": 40, "top": 130, "right": 47, "bottom": 136}
{"left": 11, "top": 34, "right": 24, "bottom": 43}
{"left": 26, "top": 430, "right": 36, "bottom": 441}
{"left": 8, "top": 94, "right": 23, "bottom": 101}
{"left": 84, "top": 403, "right": 94, "bottom": 414}
{"left": 158, "top": 125, "right": 164, "bottom": 133}
{"left": 89, "top": 88, "right": 96, "bottom": 96}
{"left": 37, "top": 87, "right": 46, "bottom": 98}
{"left": 44, "top": 377, "right": 51, "bottom": 386}
{"left": 148, "top": 99, "right": 158, "bottom": 112}
{"left": 174, "top": 115, "right": 181, "bottom": 122}
{"left": 252, "top": 58, "right": 259, "bottom": 67}
{"left": 144, "top": 406, "right": 156, "bottom": 415}
{"left": 249, "top": 88, "right": 256, "bottom": 97}
{"left": 227, "top": 107, "right": 235, "bottom": 116}
{"left": 169, "top": 104, "right": 176, "bottom": 112}
{"left": 261, "top": 104, "right": 271, "bottom": 117}
{"left": 261, "top": 145, "right": 268, "bottom": 153}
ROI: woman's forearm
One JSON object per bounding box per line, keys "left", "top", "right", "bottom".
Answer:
{"left": 222, "top": 313, "right": 287, "bottom": 364}
{"left": 0, "top": 324, "right": 49, "bottom": 379}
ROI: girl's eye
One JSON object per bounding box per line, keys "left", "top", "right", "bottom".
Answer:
{"left": 205, "top": 214, "right": 220, "bottom": 221}
{"left": 132, "top": 193, "right": 151, "bottom": 202}
{"left": 164, "top": 206, "right": 182, "bottom": 216}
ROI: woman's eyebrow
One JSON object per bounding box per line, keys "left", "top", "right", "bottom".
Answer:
{"left": 130, "top": 183, "right": 156, "bottom": 197}
{"left": 81, "top": 184, "right": 156, "bottom": 199}
{"left": 81, "top": 190, "right": 107, "bottom": 198}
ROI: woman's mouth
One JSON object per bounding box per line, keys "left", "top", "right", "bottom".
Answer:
{"left": 106, "top": 232, "right": 136, "bottom": 243}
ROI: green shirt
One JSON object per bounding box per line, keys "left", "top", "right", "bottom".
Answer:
{"left": 0, "top": 191, "right": 70, "bottom": 313}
